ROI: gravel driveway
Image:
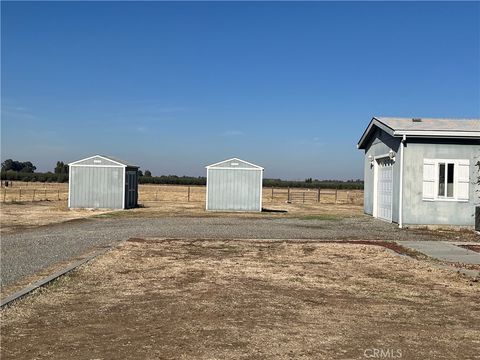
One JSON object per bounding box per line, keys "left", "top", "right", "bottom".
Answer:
{"left": 0, "top": 215, "right": 471, "bottom": 288}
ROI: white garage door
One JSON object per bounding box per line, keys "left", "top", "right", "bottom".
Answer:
{"left": 376, "top": 158, "right": 394, "bottom": 222}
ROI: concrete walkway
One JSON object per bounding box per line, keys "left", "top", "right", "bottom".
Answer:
{"left": 398, "top": 241, "right": 480, "bottom": 265}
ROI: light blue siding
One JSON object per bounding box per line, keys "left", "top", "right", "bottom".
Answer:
{"left": 402, "top": 140, "right": 478, "bottom": 226}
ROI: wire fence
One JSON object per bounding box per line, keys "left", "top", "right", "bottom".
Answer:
{"left": 0, "top": 183, "right": 69, "bottom": 202}
{"left": 0, "top": 182, "right": 364, "bottom": 205}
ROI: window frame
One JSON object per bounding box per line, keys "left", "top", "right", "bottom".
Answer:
{"left": 437, "top": 161, "right": 455, "bottom": 199}
{"left": 428, "top": 159, "right": 466, "bottom": 202}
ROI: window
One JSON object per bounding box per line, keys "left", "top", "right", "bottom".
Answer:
{"left": 437, "top": 162, "right": 454, "bottom": 198}
{"left": 423, "top": 159, "right": 469, "bottom": 201}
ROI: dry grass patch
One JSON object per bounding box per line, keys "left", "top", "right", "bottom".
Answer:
{"left": 1, "top": 240, "right": 478, "bottom": 359}
{"left": 0, "top": 201, "right": 114, "bottom": 233}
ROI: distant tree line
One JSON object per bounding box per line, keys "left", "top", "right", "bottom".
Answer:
{"left": 139, "top": 173, "right": 364, "bottom": 189}
{"left": 262, "top": 178, "right": 364, "bottom": 190}
{"left": 1, "top": 159, "right": 36, "bottom": 173}
{"left": 0, "top": 159, "right": 364, "bottom": 189}
{"left": 1, "top": 159, "right": 69, "bottom": 183}
{"left": 138, "top": 174, "right": 206, "bottom": 185}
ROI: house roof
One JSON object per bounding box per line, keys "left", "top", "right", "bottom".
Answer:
{"left": 206, "top": 157, "right": 264, "bottom": 170}
{"left": 69, "top": 154, "right": 139, "bottom": 168}
{"left": 357, "top": 117, "right": 480, "bottom": 149}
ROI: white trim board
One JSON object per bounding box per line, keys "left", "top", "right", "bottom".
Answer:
{"left": 68, "top": 165, "right": 72, "bottom": 208}
{"left": 69, "top": 164, "right": 126, "bottom": 168}
{"left": 122, "top": 167, "right": 126, "bottom": 210}
{"left": 373, "top": 155, "right": 394, "bottom": 223}
{"left": 205, "top": 169, "right": 209, "bottom": 210}
{"left": 206, "top": 157, "right": 264, "bottom": 170}
{"left": 394, "top": 130, "right": 480, "bottom": 138}
{"left": 259, "top": 167, "right": 263, "bottom": 211}
{"left": 207, "top": 167, "right": 263, "bottom": 171}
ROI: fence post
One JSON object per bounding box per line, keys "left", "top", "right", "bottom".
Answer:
{"left": 287, "top": 187, "right": 290, "bottom": 202}
{"left": 33, "top": 189, "right": 36, "bottom": 201}
{"left": 335, "top": 189, "right": 338, "bottom": 204}
{"left": 45, "top": 188, "right": 47, "bottom": 200}
{"left": 271, "top": 187, "right": 274, "bottom": 202}
{"left": 19, "top": 189, "right": 21, "bottom": 201}
{"left": 302, "top": 192, "right": 305, "bottom": 204}
{"left": 317, "top": 188, "right": 320, "bottom": 202}
{"left": 188, "top": 186, "right": 191, "bottom": 202}
{"left": 155, "top": 190, "right": 158, "bottom": 201}
{"left": 58, "top": 189, "right": 60, "bottom": 201}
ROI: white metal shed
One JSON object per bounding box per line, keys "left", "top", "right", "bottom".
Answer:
{"left": 206, "top": 158, "right": 264, "bottom": 212}
{"left": 68, "top": 155, "right": 139, "bottom": 210}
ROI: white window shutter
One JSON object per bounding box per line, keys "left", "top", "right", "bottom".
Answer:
{"left": 422, "top": 159, "right": 436, "bottom": 200}
{"left": 456, "top": 159, "right": 470, "bottom": 201}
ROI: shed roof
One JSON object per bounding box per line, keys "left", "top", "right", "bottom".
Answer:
{"left": 358, "top": 117, "right": 480, "bottom": 149}
{"left": 206, "top": 158, "right": 264, "bottom": 170}
{"left": 69, "top": 154, "right": 139, "bottom": 168}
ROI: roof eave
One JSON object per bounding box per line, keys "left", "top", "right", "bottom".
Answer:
{"left": 358, "top": 119, "right": 480, "bottom": 149}
{"left": 357, "top": 117, "right": 395, "bottom": 149}
{"left": 393, "top": 130, "right": 480, "bottom": 138}
{"left": 68, "top": 154, "right": 139, "bottom": 167}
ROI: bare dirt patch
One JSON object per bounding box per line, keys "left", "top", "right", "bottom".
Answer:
{"left": 2, "top": 240, "right": 478, "bottom": 359}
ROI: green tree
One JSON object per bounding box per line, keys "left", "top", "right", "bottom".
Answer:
{"left": 1, "top": 159, "right": 16, "bottom": 172}
{"left": 1, "top": 159, "right": 36, "bottom": 173}
{"left": 144, "top": 170, "right": 152, "bottom": 177}
{"left": 54, "top": 161, "right": 68, "bottom": 174}
{"left": 19, "top": 161, "right": 36, "bottom": 173}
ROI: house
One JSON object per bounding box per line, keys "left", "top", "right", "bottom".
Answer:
{"left": 68, "top": 155, "right": 139, "bottom": 209}
{"left": 206, "top": 158, "right": 264, "bottom": 212}
{"left": 358, "top": 117, "right": 480, "bottom": 228}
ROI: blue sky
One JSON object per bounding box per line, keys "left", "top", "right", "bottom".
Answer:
{"left": 2, "top": 1, "right": 479, "bottom": 180}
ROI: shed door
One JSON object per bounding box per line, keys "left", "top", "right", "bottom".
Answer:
{"left": 125, "top": 171, "right": 137, "bottom": 208}
{"left": 376, "top": 158, "right": 393, "bottom": 222}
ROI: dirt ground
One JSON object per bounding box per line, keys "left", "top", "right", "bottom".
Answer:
{"left": 1, "top": 240, "right": 478, "bottom": 360}
{"left": 0, "top": 201, "right": 113, "bottom": 233}
{"left": 0, "top": 198, "right": 364, "bottom": 234}
{"left": 0, "top": 182, "right": 362, "bottom": 234}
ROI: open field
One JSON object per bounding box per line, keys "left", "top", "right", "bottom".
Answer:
{"left": 0, "top": 200, "right": 363, "bottom": 234}
{"left": 0, "top": 181, "right": 363, "bottom": 205}
{"left": 2, "top": 239, "right": 479, "bottom": 359}
{"left": 0, "top": 182, "right": 363, "bottom": 233}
